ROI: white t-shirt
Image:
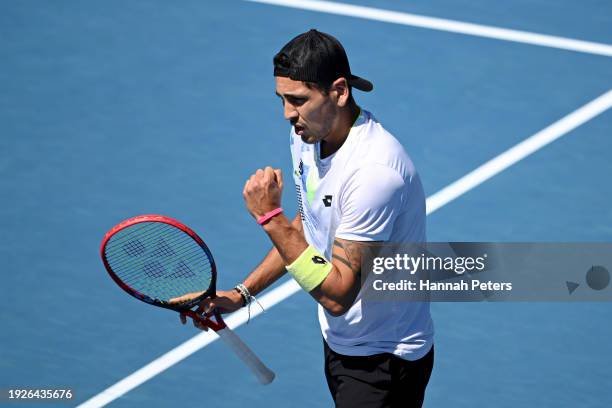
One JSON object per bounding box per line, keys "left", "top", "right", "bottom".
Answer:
{"left": 290, "top": 109, "right": 433, "bottom": 360}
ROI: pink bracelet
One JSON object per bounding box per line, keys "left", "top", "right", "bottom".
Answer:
{"left": 257, "top": 208, "right": 284, "bottom": 225}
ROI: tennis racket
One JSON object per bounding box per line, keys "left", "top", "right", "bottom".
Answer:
{"left": 100, "top": 214, "right": 275, "bottom": 385}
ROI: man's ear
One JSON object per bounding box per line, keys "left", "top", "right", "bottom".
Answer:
{"left": 331, "top": 77, "right": 350, "bottom": 107}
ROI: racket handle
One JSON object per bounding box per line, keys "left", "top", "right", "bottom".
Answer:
{"left": 217, "top": 327, "right": 275, "bottom": 385}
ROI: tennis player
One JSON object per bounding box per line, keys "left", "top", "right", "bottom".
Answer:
{"left": 185, "top": 29, "right": 434, "bottom": 407}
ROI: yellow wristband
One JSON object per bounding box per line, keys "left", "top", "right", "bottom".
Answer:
{"left": 286, "top": 245, "right": 332, "bottom": 292}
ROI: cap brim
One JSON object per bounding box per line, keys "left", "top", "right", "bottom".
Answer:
{"left": 348, "top": 75, "right": 373, "bottom": 92}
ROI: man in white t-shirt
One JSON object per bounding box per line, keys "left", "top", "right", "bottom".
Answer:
{"left": 184, "top": 29, "right": 434, "bottom": 407}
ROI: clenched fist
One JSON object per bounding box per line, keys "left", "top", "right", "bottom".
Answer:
{"left": 243, "top": 166, "right": 283, "bottom": 219}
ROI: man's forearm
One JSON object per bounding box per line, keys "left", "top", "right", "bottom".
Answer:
{"left": 242, "top": 246, "right": 287, "bottom": 296}
{"left": 241, "top": 213, "right": 303, "bottom": 296}
{"left": 261, "top": 215, "right": 309, "bottom": 264}
{"left": 262, "top": 216, "right": 360, "bottom": 315}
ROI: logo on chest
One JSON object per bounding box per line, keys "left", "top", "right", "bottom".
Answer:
{"left": 322, "top": 195, "right": 333, "bottom": 207}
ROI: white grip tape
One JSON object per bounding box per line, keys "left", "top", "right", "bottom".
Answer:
{"left": 217, "top": 327, "right": 275, "bottom": 384}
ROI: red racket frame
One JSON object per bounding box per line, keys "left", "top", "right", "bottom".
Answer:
{"left": 100, "top": 214, "right": 226, "bottom": 331}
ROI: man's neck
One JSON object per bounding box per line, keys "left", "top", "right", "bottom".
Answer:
{"left": 320, "top": 104, "right": 360, "bottom": 159}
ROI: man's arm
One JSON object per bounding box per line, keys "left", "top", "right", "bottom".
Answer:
{"left": 207, "top": 212, "right": 303, "bottom": 307}
{"left": 262, "top": 215, "right": 363, "bottom": 316}
{"left": 239, "top": 166, "right": 369, "bottom": 316}
{"left": 240, "top": 161, "right": 407, "bottom": 317}
{"left": 242, "top": 212, "right": 303, "bottom": 296}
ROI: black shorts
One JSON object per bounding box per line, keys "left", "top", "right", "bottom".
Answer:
{"left": 324, "top": 340, "right": 434, "bottom": 408}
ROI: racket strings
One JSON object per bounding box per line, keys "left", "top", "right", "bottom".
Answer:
{"left": 151, "top": 238, "right": 176, "bottom": 258}
{"left": 111, "top": 247, "right": 211, "bottom": 290}
{"left": 104, "top": 222, "right": 213, "bottom": 301}
{"left": 123, "top": 239, "right": 146, "bottom": 257}
{"left": 108, "top": 223, "right": 194, "bottom": 262}
{"left": 124, "top": 266, "right": 207, "bottom": 298}
{"left": 106, "top": 224, "right": 211, "bottom": 268}
{"left": 108, "top": 240, "right": 209, "bottom": 298}
{"left": 109, "top": 236, "right": 211, "bottom": 279}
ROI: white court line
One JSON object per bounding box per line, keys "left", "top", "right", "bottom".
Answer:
{"left": 427, "top": 89, "right": 612, "bottom": 213}
{"left": 247, "top": 0, "right": 612, "bottom": 57}
{"left": 77, "top": 89, "right": 612, "bottom": 408}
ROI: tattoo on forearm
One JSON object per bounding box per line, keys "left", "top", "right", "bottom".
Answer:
{"left": 333, "top": 239, "right": 361, "bottom": 277}
{"left": 332, "top": 254, "right": 352, "bottom": 269}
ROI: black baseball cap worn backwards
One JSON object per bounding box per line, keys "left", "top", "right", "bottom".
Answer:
{"left": 273, "top": 29, "right": 373, "bottom": 92}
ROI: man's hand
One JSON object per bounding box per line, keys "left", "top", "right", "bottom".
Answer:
{"left": 243, "top": 166, "right": 283, "bottom": 219}
{"left": 168, "top": 291, "right": 206, "bottom": 304}
{"left": 170, "top": 290, "right": 244, "bottom": 331}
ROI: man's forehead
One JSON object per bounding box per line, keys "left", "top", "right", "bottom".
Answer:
{"left": 275, "top": 76, "right": 310, "bottom": 96}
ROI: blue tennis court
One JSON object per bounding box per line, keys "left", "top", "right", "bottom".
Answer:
{"left": 1, "top": 1, "right": 611, "bottom": 407}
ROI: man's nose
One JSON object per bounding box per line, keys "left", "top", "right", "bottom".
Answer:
{"left": 284, "top": 103, "right": 298, "bottom": 122}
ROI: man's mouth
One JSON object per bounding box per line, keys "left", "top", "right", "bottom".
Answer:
{"left": 294, "top": 125, "right": 305, "bottom": 135}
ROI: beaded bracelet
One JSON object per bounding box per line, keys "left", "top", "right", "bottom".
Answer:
{"left": 233, "top": 283, "right": 265, "bottom": 323}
